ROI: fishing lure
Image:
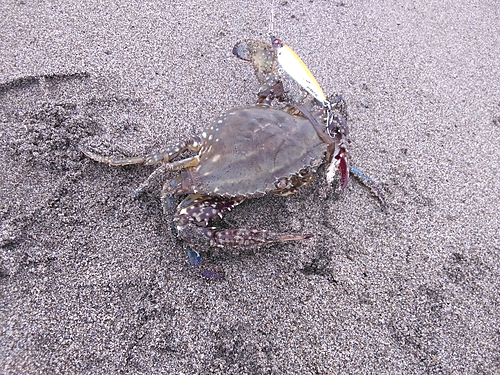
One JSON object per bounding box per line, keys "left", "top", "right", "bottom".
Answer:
{"left": 270, "top": 36, "right": 329, "bottom": 107}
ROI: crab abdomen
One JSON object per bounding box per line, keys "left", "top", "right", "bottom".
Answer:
{"left": 190, "top": 105, "right": 327, "bottom": 197}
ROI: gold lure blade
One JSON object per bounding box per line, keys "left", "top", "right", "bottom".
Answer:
{"left": 271, "top": 37, "right": 327, "bottom": 105}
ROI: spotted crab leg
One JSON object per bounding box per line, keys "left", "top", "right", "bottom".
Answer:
{"left": 176, "top": 194, "right": 314, "bottom": 279}
{"left": 81, "top": 136, "right": 203, "bottom": 194}
{"left": 81, "top": 136, "right": 202, "bottom": 166}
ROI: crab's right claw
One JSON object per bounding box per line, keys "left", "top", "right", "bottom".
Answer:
{"left": 336, "top": 152, "right": 350, "bottom": 191}
{"left": 233, "top": 39, "right": 277, "bottom": 84}
{"left": 326, "top": 147, "right": 349, "bottom": 191}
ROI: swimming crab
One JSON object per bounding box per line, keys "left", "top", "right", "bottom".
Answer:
{"left": 82, "top": 37, "right": 380, "bottom": 279}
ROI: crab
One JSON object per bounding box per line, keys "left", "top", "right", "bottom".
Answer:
{"left": 82, "top": 38, "right": 382, "bottom": 279}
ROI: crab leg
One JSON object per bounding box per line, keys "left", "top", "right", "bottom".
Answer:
{"left": 175, "top": 194, "right": 313, "bottom": 248}
{"left": 175, "top": 194, "right": 313, "bottom": 278}
{"left": 349, "top": 166, "right": 387, "bottom": 209}
{"left": 82, "top": 137, "right": 202, "bottom": 195}
{"left": 81, "top": 135, "right": 202, "bottom": 166}
{"left": 132, "top": 156, "right": 199, "bottom": 196}
{"left": 213, "top": 229, "right": 313, "bottom": 248}
{"left": 81, "top": 148, "right": 147, "bottom": 166}
{"left": 143, "top": 136, "right": 202, "bottom": 165}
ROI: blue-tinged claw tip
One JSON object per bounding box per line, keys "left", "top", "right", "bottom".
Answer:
{"left": 187, "top": 249, "right": 224, "bottom": 279}
{"left": 187, "top": 248, "right": 202, "bottom": 267}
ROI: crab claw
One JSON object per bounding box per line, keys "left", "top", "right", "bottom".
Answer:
{"left": 326, "top": 148, "right": 349, "bottom": 192}
{"left": 336, "top": 150, "right": 350, "bottom": 191}
{"left": 232, "top": 39, "right": 277, "bottom": 84}
{"left": 187, "top": 247, "right": 202, "bottom": 267}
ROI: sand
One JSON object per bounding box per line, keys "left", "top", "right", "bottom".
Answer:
{"left": 1, "top": 0, "right": 499, "bottom": 374}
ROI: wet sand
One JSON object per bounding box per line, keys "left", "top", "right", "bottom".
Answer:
{"left": 1, "top": 1, "right": 499, "bottom": 373}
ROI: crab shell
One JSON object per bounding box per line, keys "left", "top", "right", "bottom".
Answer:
{"left": 170, "top": 103, "right": 333, "bottom": 198}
